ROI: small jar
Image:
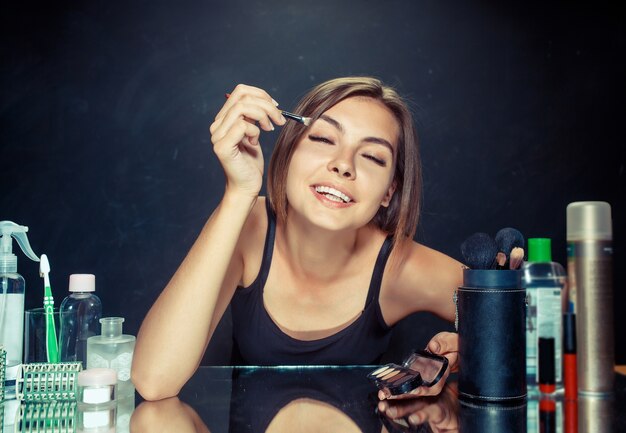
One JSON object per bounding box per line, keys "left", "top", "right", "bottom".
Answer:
{"left": 78, "top": 368, "right": 118, "bottom": 404}
{"left": 77, "top": 368, "right": 118, "bottom": 432}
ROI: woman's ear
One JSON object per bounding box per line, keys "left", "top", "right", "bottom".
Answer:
{"left": 380, "top": 181, "right": 396, "bottom": 207}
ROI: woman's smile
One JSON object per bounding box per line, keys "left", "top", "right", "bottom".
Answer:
{"left": 312, "top": 184, "right": 354, "bottom": 205}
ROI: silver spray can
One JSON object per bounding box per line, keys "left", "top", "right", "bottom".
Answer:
{"left": 566, "top": 201, "right": 614, "bottom": 395}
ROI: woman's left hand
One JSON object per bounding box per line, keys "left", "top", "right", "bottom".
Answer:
{"left": 378, "top": 332, "right": 459, "bottom": 400}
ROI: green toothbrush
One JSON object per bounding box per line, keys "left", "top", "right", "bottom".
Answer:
{"left": 39, "top": 254, "right": 59, "bottom": 363}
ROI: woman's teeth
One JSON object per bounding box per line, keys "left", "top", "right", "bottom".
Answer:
{"left": 315, "top": 186, "right": 351, "bottom": 203}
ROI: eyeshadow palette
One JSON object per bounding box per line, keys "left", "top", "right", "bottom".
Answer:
{"left": 367, "top": 363, "right": 424, "bottom": 395}
{"left": 367, "top": 350, "right": 449, "bottom": 396}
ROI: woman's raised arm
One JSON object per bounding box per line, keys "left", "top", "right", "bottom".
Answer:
{"left": 131, "top": 85, "right": 285, "bottom": 400}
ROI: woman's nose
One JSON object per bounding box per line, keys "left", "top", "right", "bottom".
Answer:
{"left": 327, "top": 153, "right": 355, "bottom": 179}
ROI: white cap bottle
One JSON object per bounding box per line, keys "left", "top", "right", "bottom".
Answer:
{"left": 59, "top": 274, "right": 102, "bottom": 368}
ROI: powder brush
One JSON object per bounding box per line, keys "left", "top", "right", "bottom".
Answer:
{"left": 460, "top": 232, "right": 498, "bottom": 270}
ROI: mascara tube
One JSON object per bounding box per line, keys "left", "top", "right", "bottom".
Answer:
{"left": 567, "top": 201, "right": 614, "bottom": 396}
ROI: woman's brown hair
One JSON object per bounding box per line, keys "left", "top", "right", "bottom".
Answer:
{"left": 267, "top": 77, "right": 422, "bottom": 245}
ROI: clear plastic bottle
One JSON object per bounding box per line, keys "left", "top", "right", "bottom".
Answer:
{"left": 523, "top": 238, "right": 566, "bottom": 392}
{"left": 87, "top": 317, "right": 136, "bottom": 397}
{"left": 0, "top": 221, "right": 40, "bottom": 398}
{"left": 59, "top": 274, "right": 102, "bottom": 367}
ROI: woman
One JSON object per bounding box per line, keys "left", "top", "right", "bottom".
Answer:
{"left": 132, "top": 77, "right": 464, "bottom": 401}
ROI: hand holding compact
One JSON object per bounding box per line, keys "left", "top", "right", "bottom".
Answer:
{"left": 421, "top": 332, "right": 459, "bottom": 397}
{"left": 373, "top": 332, "right": 458, "bottom": 400}
{"left": 209, "top": 84, "right": 286, "bottom": 198}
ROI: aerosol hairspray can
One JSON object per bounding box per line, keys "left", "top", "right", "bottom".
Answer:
{"left": 566, "top": 201, "right": 614, "bottom": 395}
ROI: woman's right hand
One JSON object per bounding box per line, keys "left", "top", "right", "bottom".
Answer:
{"left": 209, "top": 84, "right": 286, "bottom": 198}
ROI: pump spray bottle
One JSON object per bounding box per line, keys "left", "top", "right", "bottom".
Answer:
{"left": 0, "top": 221, "right": 40, "bottom": 397}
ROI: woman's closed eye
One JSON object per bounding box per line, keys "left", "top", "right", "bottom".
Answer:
{"left": 363, "top": 154, "right": 387, "bottom": 166}
{"left": 308, "top": 135, "right": 335, "bottom": 145}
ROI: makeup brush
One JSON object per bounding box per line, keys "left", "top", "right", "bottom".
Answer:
{"left": 224, "top": 93, "right": 311, "bottom": 126}
{"left": 495, "top": 227, "right": 525, "bottom": 270}
{"left": 460, "top": 232, "right": 498, "bottom": 270}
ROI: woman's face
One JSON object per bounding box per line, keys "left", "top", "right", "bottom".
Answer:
{"left": 285, "top": 96, "right": 399, "bottom": 232}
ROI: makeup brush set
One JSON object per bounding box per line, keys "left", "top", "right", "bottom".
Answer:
{"left": 456, "top": 227, "right": 528, "bottom": 403}
{"left": 460, "top": 227, "right": 525, "bottom": 271}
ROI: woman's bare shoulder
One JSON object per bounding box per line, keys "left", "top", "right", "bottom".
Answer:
{"left": 381, "top": 239, "right": 464, "bottom": 322}
{"left": 394, "top": 241, "right": 463, "bottom": 290}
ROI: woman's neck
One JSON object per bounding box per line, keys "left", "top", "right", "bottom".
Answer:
{"left": 278, "top": 213, "right": 370, "bottom": 283}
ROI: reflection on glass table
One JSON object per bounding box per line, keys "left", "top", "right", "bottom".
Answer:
{"left": 2, "top": 366, "right": 625, "bottom": 432}
{"left": 1, "top": 394, "right": 135, "bottom": 433}
{"left": 130, "top": 366, "right": 626, "bottom": 433}
{"left": 131, "top": 366, "right": 458, "bottom": 433}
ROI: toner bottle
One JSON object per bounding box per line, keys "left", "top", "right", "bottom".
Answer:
{"left": 523, "top": 238, "right": 566, "bottom": 392}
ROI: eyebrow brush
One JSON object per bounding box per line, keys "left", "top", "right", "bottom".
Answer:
{"left": 279, "top": 111, "right": 311, "bottom": 126}
{"left": 224, "top": 93, "right": 311, "bottom": 126}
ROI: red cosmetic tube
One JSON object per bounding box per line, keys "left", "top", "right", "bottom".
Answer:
{"left": 563, "top": 312, "right": 578, "bottom": 400}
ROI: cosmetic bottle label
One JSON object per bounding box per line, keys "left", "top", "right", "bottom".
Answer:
{"left": 88, "top": 352, "right": 133, "bottom": 381}
{"left": 536, "top": 287, "right": 563, "bottom": 383}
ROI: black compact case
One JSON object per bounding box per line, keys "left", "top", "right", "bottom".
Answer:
{"left": 367, "top": 350, "right": 449, "bottom": 396}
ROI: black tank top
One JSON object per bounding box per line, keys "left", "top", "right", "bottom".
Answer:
{"left": 230, "top": 200, "right": 394, "bottom": 365}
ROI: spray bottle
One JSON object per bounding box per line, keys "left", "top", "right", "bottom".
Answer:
{"left": 567, "top": 201, "right": 614, "bottom": 396}
{"left": 0, "top": 221, "right": 40, "bottom": 397}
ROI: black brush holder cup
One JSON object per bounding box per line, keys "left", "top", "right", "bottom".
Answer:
{"left": 456, "top": 269, "right": 527, "bottom": 403}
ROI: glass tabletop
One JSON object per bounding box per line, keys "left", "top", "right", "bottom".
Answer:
{"left": 2, "top": 366, "right": 625, "bottom": 432}
{"left": 138, "top": 366, "right": 625, "bottom": 433}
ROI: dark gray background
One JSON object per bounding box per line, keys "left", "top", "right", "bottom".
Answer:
{"left": 2, "top": 1, "right": 624, "bottom": 364}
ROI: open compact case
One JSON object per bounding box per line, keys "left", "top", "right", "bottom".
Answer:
{"left": 367, "top": 350, "right": 449, "bottom": 396}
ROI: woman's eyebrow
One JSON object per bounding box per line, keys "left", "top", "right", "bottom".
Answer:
{"left": 319, "top": 114, "right": 395, "bottom": 156}
{"left": 319, "top": 114, "right": 344, "bottom": 133}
